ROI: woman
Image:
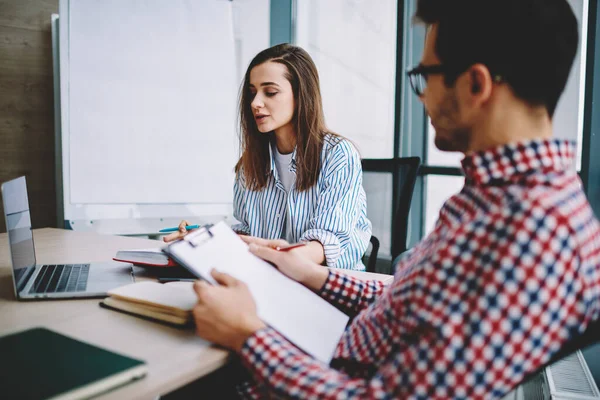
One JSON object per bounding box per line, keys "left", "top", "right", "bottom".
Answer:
{"left": 165, "top": 44, "right": 371, "bottom": 270}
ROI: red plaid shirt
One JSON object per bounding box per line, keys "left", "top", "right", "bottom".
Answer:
{"left": 239, "top": 139, "right": 600, "bottom": 399}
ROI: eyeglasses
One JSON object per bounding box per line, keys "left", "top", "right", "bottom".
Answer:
{"left": 407, "top": 64, "right": 449, "bottom": 97}
{"left": 407, "top": 64, "right": 503, "bottom": 97}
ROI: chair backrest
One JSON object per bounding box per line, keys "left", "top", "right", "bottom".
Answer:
{"left": 390, "top": 157, "right": 420, "bottom": 260}
{"left": 365, "top": 236, "right": 380, "bottom": 273}
{"left": 362, "top": 157, "right": 420, "bottom": 273}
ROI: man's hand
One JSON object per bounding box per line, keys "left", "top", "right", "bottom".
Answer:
{"left": 193, "top": 270, "right": 266, "bottom": 352}
{"left": 249, "top": 244, "right": 329, "bottom": 291}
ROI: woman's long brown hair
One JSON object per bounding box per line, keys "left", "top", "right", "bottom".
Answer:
{"left": 235, "top": 44, "right": 338, "bottom": 192}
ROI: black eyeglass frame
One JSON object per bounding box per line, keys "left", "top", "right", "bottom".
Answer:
{"left": 406, "top": 63, "right": 503, "bottom": 96}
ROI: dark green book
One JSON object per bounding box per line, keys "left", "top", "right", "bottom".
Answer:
{"left": 0, "top": 327, "right": 147, "bottom": 400}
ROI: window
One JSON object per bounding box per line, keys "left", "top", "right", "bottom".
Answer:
{"left": 295, "top": 0, "right": 398, "bottom": 158}
{"left": 424, "top": 175, "right": 464, "bottom": 235}
{"left": 232, "top": 0, "right": 270, "bottom": 82}
{"left": 556, "top": 0, "right": 589, "bottom": 170}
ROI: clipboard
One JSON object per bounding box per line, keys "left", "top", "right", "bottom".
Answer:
{"left": 163, "top": 221, "right": 349, "bottom": 364}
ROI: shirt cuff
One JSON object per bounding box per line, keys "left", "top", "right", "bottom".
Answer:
{"left": 239, "top": 326, "right": 305, "bottom": 384}
{"left": 231, "top": 223, "right": 250, "bottom": 235}
{"left": 318, "top": 269, "right": 337, "bottom": 296}
{"left": 300, "top": 229, "right": 341, "bottom": 267}
{"left": 317, "top": 269, "right": 383, "bottom": 316}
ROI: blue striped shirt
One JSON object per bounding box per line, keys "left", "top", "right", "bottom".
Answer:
{"left": 232, "top": 135, "right": 372, "bottom": 270}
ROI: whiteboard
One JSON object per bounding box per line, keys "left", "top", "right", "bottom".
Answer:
{"left": 58, "top": 0, "right": 246, "bottom": 225}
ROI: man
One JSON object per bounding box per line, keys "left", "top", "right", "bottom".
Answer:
{"left": 191, "top": 0, "right": 600, "bottom": 398}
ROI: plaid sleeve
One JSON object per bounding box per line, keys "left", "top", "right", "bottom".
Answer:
{"left": 240, "top": 327, "right": 382, "bottom": 399}
{"left": 318, "top": 269, "right": 385, "bottom": 317}
{"left": 239, "top": 327, "right": 468, "bottom": 399}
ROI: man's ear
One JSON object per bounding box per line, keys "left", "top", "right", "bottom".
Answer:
{"left": 468, "top": 64, "right": 493, "bottom": 102}
{"left": 471, "top": 71, "right": 481, "bottom": 94}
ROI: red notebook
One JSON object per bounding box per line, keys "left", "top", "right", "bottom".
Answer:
{"left": 113, "top": 248, "right": 177, "bottom": 268}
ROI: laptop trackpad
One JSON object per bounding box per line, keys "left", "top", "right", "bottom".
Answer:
{"left": 86, "top": 261, "right": 134, "bottom": 292}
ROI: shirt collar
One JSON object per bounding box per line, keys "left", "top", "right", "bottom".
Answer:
{"left": 268, "top": 139, "right": 297, "bottom": 175}
{"left": 461, "top": 139, "right": 576, "bottom": 185}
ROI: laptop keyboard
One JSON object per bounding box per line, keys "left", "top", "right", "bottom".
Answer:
{"left": 29, "top": 264, "right": 90, "bottom": 294}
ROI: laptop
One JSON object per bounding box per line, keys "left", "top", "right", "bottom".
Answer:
{"left": 1, "top": 176, "right": 134, "bottom": 300}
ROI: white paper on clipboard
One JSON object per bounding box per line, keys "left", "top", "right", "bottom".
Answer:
{"left": 164, "top": 221, "right": 349, "bottom": 364}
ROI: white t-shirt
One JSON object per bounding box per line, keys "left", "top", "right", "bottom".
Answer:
{"left": 273, "top": 146, "right": 294, "bottom": 193}
{"left": 273, "top": 146, "right": 295, "bottom": 242}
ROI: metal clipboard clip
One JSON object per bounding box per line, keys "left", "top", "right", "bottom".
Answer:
{"left": 183, "top": 224, "right": 214, "bottom": 248}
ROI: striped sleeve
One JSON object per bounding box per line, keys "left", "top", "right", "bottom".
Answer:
{"left": 232, "top": 173, "right": 251, "bottom": 235}
{"left": 300, "top": 141, "right": 368, "bottom": 267}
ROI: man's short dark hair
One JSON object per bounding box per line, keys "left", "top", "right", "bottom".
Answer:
{"left": 415, "top": 0, "right": 579, "bottom": 116}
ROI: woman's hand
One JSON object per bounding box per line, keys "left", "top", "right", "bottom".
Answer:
{"left": 193, "top": 270, "right": 266, "bottom": 352}
{"left": 163, "top": 220, "right": 195, "bottom": 243}
{"left": 248, "top": 243, "right": 329, "bottom": 291}
{"left": 239, "top": 236, "right": 325, "bottom": 265}
{"left": 238, "top": 235, "right": 289, "bottom": 248}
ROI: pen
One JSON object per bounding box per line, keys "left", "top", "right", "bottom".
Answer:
{"left": 159, "top": 224, "right": 200, "bottom": 233}
{"left": 157, "top": 277, "right": 196, "bottom": 283}
{"left": 275, "top": 243, "right": 307, "bottom": 252}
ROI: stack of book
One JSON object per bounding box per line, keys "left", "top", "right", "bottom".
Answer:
{"left": 100, "top": 281, "right": 197, "bottom": 327}
{"left": 113, "top": 248, "right": 176, "bottom": 267}
{"left": 113, "top": 248, "right": 196, "bottom": 280}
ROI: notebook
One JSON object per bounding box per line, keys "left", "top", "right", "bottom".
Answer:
{"left": 0, "top": 327, "right": 147, "bottom": 400}
{"left": 163, "top": 222, "right": 350, "bottom": 364}
{"left": 100, "top": 281, "right": 196, "bottom": 327}
{"left": 113, "top": 248, "right": 178, "bottom": 267}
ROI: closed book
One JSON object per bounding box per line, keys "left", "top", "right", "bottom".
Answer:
{"left": 0, "top": 327, "right": 147, "bottom": 400}
{"left": 100, "top": 281, "right": 196, "bottom": 327}
{"left": 113, "top": 248, "right": 177, "bottom": 267}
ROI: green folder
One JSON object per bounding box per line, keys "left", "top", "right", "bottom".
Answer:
{"left": 0, "top": 327, "right": 147, "bottom": 400}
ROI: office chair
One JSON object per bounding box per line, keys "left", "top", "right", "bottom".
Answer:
{"left": 362, "top": 157, "right": 420, "bottom": 273}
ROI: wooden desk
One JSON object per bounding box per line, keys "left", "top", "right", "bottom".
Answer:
{"left": 0, "top": 228, "right": 393, "bottom": 399}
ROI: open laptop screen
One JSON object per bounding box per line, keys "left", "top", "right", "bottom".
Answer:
{"left": 2, "top": 177, "right": 36, "bottom": 292}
